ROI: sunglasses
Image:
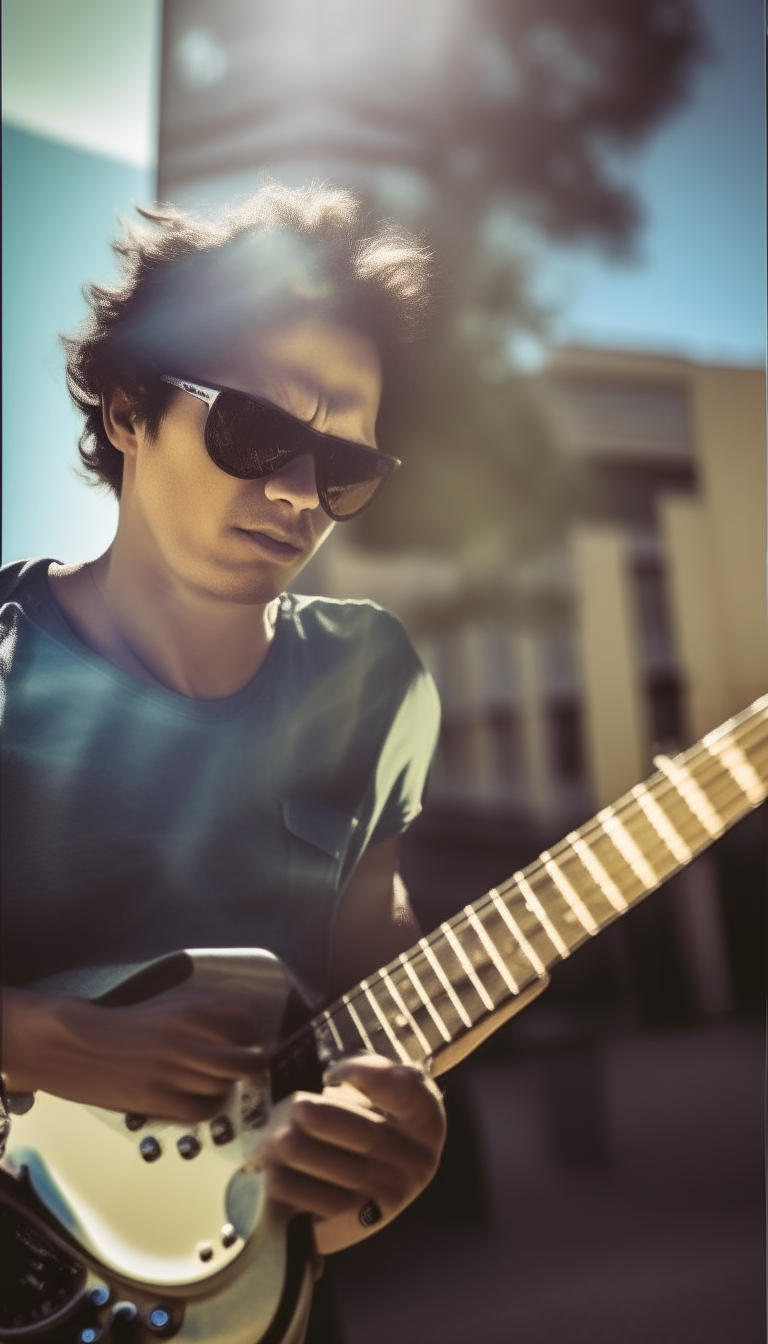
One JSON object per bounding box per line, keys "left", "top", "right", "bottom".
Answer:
{"left": 160, "top": 375, "right": 400, "bottom": 521}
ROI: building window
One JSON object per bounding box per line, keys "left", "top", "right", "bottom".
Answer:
{"left": 548, "top": 701, "right": 585, "bottom": 784}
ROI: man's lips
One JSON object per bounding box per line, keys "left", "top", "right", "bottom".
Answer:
{"left": 235, "top": 527, "right": 306, "bottom": 560}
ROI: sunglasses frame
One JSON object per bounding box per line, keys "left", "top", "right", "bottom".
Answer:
{"left": 159, "top": 374, "right": 400, "bottom": 521}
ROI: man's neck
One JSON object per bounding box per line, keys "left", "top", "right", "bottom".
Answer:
{"left": 48, "top": 539, "right": 277, "bottom": 701}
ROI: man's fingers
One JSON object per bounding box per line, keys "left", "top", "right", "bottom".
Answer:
{"left": 170, "top": 995, "right": 264, "bottom": 1044}
{"left": 262, "top": 1119, "right": 431, "bottom": 1207}
{"left": 261, "top": 1126, "right": 372, "bottom": 1192}
{"left": 158, "top": 1065, "right": 239, "bottom": 1097}
{"left": 160, "top": 1042, "right": 265, "bottom": 1081}
{"left": 290, "top": 1090, "right": 401, "bottom": 1159}
{"left": 265, "top": 1165, "right": 361, "bottom": 1221}
{"left": 260, "top": 1087, "right": 441, "bottom": 1198}
{"left": 323, "top": 1056, "right": 445, "bottom": 1136}
{"left": 143, "top": 1087, "right": 229, "bottom": 1124}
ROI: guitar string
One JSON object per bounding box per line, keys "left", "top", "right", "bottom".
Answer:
{"left": 325, "top": 735, "right": 768, "bottom": 1056}
{"left": 322, "top": 713, "right": 768, "bottom": 1054}
{"left": 403, "top": 713, "right": 768, "bottom": 960}
{"left": 321, "top": 707, "right": 768, "bottom": 1056}
{"left": 281, "top": 710, "right": 768, "bottom": 1072}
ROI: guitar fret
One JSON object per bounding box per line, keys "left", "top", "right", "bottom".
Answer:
{"left": 440, "top": 923, "right": 496, "bottom": 1011}
{"left": 654, "top": 754, "right": 724, "bottom": 837}
{"left": 501, "top": 889, "right": 559, "bottom": 967}
{"left": 386, "top": 964, "right": 447, "bottom": 1053}
{"left": 464, "top": 907, "right": 521, "bottom": 994}
{"left": 341, "top": 993, "right": 376, "bottom": 1052}
{"left": 512, "top": 873, "right": 571, "bottom": 958}
{"left": 379, "top": 968, "right": 433, "bottom": 1056}
{"left": 566, "top": 832, "right": 628, "bottom": 912}
{"left": 321, "top": 1008, "right": 344, "bottom": 1053}
{"left": 489, "top": 889, "right": 548, "bottom": 975}
{"left": 398, "top": 953, "right": 453, "bottom": 1043}
{"left": 597, "top": 807, "right": 659, "bottom": 890}
{"left": 360, "top": 980, "right": 413, "bottom": 1064}
{"left": 419, "top": 938, "right": 473, "bottom": 1028}
{"left": 630, "top": 783, "right": 692, "bottom": 864}
{"left": 541, "top": 852, "right": 599, "bottom": 933}
{"left": 702, "top": 731, "right": 766, "bottom": 807}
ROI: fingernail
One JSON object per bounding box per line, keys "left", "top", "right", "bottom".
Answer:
{"left": 322, "top": 1061, "right": 351, "bottom": 1085}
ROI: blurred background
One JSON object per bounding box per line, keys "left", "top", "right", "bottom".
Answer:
{"left": 3, "top": 2, "right": 766, "bottom": 1341}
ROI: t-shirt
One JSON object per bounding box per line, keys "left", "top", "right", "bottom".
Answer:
{"left": 0, "top": 559, "right": 440, "bottom": 999}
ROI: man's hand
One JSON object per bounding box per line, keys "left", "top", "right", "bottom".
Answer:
{"left": 2, "top": 988, "right": 263, "bottom": 1123}
{"left": 257, "top": 1054, "right": 446, "bottom": 1254}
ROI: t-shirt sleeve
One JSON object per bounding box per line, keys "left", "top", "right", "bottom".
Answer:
{"left": 366, "top": 656, "right": 441, "bottom": 847}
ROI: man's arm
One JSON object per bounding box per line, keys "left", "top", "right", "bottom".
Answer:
{"left": 1, "top": 988, "right": 265, "bottom": 1119}
{"left": 1, "top": 840, "right": 448, "bottom": 1257}
{"left": 259, "top": 836, "right": 447, "bottom": 1254}
{"left": 327, "top": 835, "right": 420, "bottom": 997}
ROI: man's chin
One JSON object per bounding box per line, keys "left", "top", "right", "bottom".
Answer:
{"left": 194, "top": 554, "right": 307, "bottom": 605}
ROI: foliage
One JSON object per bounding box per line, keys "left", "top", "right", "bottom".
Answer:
{"left": 162, "top": 0, "right": 709, "bottom": 568}
{"left": 422, "top": 0, "right": 709, "bottom": 254}
{"left": 348, "top": 0, "right": 708, "bottom": 563}
{"left": 355, "top": 324, "right": 586, "bottom": 565}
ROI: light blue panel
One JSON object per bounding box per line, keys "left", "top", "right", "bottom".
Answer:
{"left": 2, "top": 124, "right": 152, "bottom": 564}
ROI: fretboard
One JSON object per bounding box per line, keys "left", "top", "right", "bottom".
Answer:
{"left": 274, "top": 695, "right": 768, "bottom": 1089}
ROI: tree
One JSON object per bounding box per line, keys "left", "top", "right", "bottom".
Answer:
{"left": 162, "top": 0, "right": 707, "bottom": 255}
{"left": 161, "top": 0, "right": 708, "bottom": 570}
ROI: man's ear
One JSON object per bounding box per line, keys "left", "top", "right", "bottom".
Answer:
{"left": 102, "top": 388, "right": 140, "bottom": 456}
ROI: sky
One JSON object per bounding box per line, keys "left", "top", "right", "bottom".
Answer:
{"left": 542, "top": 0, "right": 765, "bottom": 365}
{"left": 1, "top": 0, "right": 765, "bottom": 563}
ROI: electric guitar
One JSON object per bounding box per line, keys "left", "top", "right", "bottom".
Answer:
{"left": 2, "top": 694, "right": 767, "bottom": 1344}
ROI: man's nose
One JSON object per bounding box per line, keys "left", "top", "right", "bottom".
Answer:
{"left": 263, "top": 452, "right": 320, "bottom": 511}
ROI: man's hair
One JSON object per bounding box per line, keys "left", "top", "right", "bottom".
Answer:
{"left": 63, "top": 182, "right": 432, "bottom": 497}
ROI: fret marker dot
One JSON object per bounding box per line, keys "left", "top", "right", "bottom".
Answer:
{"left": 394, "top": 1014, "right": 407, "bottom": 1028}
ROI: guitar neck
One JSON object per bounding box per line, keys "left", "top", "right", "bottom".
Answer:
{"left": 272, "top": 695, "right": 768, "bottom": 1093}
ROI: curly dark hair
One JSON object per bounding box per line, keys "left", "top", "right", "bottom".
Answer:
{"left": 63, "top": 182, "right": 432, "bottom": 497}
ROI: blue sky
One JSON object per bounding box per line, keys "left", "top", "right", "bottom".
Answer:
{"left": 542, "top": 0, "right": 765, "bottom": 364}
{"left": 2, "top": 0, "right": 764, "bottom": 563}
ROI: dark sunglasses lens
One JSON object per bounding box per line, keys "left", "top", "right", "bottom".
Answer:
{"left": 204, "top": 391, "right": 394, "bottom": 519}
{"left": 205, "top": 393, "right": 295, "bottom": 479}
{"left": 317, "top": 444, "right": 392, "bottom": 520}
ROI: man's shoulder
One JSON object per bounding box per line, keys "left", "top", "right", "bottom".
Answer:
{"left": 281, "top": 593, "right": 435, "bottom": 721}
{"left": 284, "top": 592, "right": 418, "bottom": 667}
{"left": 0, "top": 557, "right": 53, "bottom": 609}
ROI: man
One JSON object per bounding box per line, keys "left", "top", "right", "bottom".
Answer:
{"left": 0, "top": 185, "right": 447, "bottom": 1294}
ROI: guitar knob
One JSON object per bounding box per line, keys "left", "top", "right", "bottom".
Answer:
{"left": 221, "top": 1223, "right": 238, "bottom": 1248}
{"left": 124, "top": 1113, "right": 147, "bottom": 1131}
{"left": 111, "top": 1302, "right": 139, "bottom": 1337}
{"left": 176, "top": 1134, "right": 201, "bottom": 1160}
{"left": 87, "top": 1285, "right": 110, "bottom": 1307}
{"left": 139, "top": 1136, "right": 162, "bottom": 1163}
{"left": 147, "top": 1307, "right": 175, "bottom": 1335}
{"left": 80, "top": 1330, "right": 102, "bottom": 1344}
{"left": 209, "top": 1115, "right": 234, "bottom": 1145}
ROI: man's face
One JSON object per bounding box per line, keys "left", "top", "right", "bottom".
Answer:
{"left": 117, "top": 316, "right": 382, "bottom": 603}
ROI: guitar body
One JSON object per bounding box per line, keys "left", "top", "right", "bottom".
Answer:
{"left": 1, "top": 950, "right": 317, "bottom": 1344}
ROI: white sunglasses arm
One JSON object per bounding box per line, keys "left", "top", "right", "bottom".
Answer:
{"left": 160, "top": 375, "right": 220, "bottom": 408}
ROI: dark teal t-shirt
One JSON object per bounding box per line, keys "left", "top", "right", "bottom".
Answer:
{"left": 0, "top": 559, "right": 440, "bottom": 998}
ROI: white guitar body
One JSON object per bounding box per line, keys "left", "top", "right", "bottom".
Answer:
{"left": 2, "top": 949, "right": 317, "bottom": 1344}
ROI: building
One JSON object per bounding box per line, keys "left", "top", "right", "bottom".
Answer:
{"left": 302, "top": 345, "right": 767, "bottom": 1019}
